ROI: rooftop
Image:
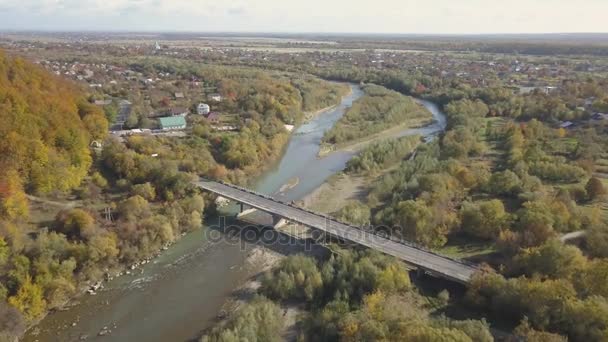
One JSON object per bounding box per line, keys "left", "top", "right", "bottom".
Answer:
{"left": 159, "top": 116, "right": 187, "bottom": 128}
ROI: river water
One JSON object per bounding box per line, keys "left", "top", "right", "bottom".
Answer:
{"left": 24, "top": 85, "right": 446, "bottom": 342}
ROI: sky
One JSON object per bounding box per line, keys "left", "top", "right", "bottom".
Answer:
{"left": 1, "top": 0, "right": 607, "bottom": 34}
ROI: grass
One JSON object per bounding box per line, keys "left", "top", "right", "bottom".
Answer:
{"left": 435, "top": 235, "right": 498, "bottom": 262}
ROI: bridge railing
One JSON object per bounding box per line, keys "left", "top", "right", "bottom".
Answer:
{"left": 206, "top": 179, "right": 478, "bottom": 270}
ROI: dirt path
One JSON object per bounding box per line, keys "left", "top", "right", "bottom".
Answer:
{"left": 26, "top": 194, "right": 79, "bottom": 208}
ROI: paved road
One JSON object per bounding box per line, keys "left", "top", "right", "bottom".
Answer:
{"left": 197, "top": 179, "right": 478, "bottom": 284}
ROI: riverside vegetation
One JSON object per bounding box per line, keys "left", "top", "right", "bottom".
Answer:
{"left": 321, "top": 84, "right": 432, "bottom": 150}
{"left": 200, "top": 57, "right": 608, "bottom": 341}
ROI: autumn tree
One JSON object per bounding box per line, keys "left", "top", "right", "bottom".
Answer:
{"left": 460, "top": 199, "right": 510, "bottom": 240}
{"left": 586, "top": 177, "right": 607, "bottom": 201}
{"left": 54, "top": 208, "right": 97, "bottom": 241}
{"left": 8, "top": 276, "right": 46, "bottom": 323}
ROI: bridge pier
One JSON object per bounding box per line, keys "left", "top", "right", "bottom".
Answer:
{"left": 416, "top": 268, "right": 426, "bottom": 279}
{"left": 272, "top": 216, "right": 288, "bottom": 230}
{"left": 236, "top": 203, "right": 258, "bottom": 218}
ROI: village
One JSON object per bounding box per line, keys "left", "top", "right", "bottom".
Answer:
{"left": 4, "top": 35, "right": 605, "bottom": 136}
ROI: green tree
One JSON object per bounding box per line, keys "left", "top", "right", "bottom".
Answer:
{"left": 393, "top": 200, "right": 449, "bottom": 248}
{"left": 335, "top": 201, "right": 371, "bottom": 226}
{"left": 586, "top": 177, "right": 607, "bottom": 201}
{"left": 460, "top": 199, "right": 510, "bottom": 240}
{"left": 511, "top": 239, "right": 587, "bottom": 280}
{"left": 55, "top": 208, "right": 97, "bottom": 241}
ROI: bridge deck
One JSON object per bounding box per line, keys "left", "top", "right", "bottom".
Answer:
{"left": 197, "top": 179, "right": 477, "bottom": 284}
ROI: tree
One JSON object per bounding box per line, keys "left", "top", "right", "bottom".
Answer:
{"left": 8, "top": 276, "right": 46, "bottom": 323}
{"left": 335, "top": 201, "right": 371, "bottom": 226}
{"left": 0, "top": 169, "right": 29, "bottom": 220}
{"left": 376, "top": 264, "right": 411, "bottom": 293}
{"left": 0, "top": 236, "right": 8, "bottom": 268}
{"left": 393, "top": 200, "right": 450, "bottom": 248}
{"left": 201, "top": 297, "right": 283, "bottom": 342}
{"left": 515, "top": 201, "right": 557, "bottom": 248}
{"left": 586, "top": 224, "right": 608, "bottom": 258}
{"left": 514, "top": 318, "right": 567, "bottom": 342}
{"left": 586, "top": 177, "right": 607, "bottom": 201}
{"left": 486, "top": 170, "right": 521, "bottom": 196}
{"left": 118, "top": 195, "right": 151, "bottom": 221}
{"left": 55, "top": 208, "right": 97, "bottom": 241}
{"left": 131, "top": 183, "right": 156, "bottom": 201}
{"left": 460, "top": 199, "right": 510, "bottom": 240}
{"left": 511, "top": 239, "right": 587, "bottom": 280}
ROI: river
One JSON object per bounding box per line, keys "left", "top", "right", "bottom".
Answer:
{"left": 24, "top": 85, "right": 447, "bottom": 342}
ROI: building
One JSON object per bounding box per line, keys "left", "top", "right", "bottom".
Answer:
{"left": 94, "top": 99, "right": 112, "bottom": 106}
{"left": 174, "top": 92, "right": 185, "bottom": 99}
{"left": 169, "top": 107, "right": 189, "bottom": 117}
{"left": 205, "top": 112, "right": 221, "bottom": 123}
{"left": 592, "top": 113, "right": 608, "bottom": 121}
{"left": 560, "top": 121, "right": 574, "bottom": 129}
{"left": 208, "top": 93, "right": 222, "bottom": 102}
{"left": 197, "top": 103, "right": 210, "bottom": 115}
{"left": 159, "top": 116, "right": 187, "bottom": 130}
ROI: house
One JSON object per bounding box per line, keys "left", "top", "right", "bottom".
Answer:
{"left": 592, "top": 113, "right": 608, "bottom": 121}
{"left": 174, "top": 92, "right": 185, "bottom": 99}
{"left": 159, "top": 116, "right": 187, "bottom": 130}
{"left": 208, "top": 93, "right": 222, "bottom": 102}
{"left": 560, "top": 121, "right": 575, "bottom": 129}
{"left": 94, "top": 99, "right": 112, "bottom": 106}
{"left": 197, "top": 103, "right": 210, "bottom": 115}
{"left": 204, "top": 112, "right": 221, "bottom": 123}
{"left": 585, "top": 97, "right": 597, "bottom": 108}
{"left": 169, "top": 107, "right": 189, "bottom": 117}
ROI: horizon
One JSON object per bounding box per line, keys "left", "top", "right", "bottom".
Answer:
{"left": 2, "top": 0, "right": 608, "bottom": 34}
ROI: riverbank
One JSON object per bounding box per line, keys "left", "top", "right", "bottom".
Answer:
{"left": 303, "top": 84, "right": 353, "bottom": 122}
{"left": 318, "top": 115, "right": 434, "bottom": 157}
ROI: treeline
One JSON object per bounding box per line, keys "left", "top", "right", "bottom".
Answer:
{"left": 322, "top": 84, "right": 431, "bottom": 146}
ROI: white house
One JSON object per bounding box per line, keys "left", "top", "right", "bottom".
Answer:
{"left": 197, "top": 103, "right": 210, "bottom": 115}
{"left": 208, "top": 93, "right": 222, "bottom": 102}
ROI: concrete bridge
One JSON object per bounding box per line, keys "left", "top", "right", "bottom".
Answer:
{"left": 197, "top": 179, "right": 478, "bottom": 284}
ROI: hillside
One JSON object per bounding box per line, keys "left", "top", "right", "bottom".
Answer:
{"left": 0, "top": 50, "right": 107, "bottom": 208}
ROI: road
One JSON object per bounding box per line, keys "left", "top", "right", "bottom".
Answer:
{"left": 197, "top": 179, "right": 478, "bottom": 284}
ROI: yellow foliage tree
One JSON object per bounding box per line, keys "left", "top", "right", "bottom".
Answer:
{"left": 8, "top": 276, "right": 47, "bottom": 322}
{"left": 0, "top": 169, "right": 29, "bottom": 220}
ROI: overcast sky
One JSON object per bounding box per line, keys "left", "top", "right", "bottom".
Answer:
{"left": 1, "top": 0, "right": 607, "bottom": 33}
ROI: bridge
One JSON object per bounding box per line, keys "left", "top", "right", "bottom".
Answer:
{"left": 196, "top": 179, "right": 478, "bottom": 284}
